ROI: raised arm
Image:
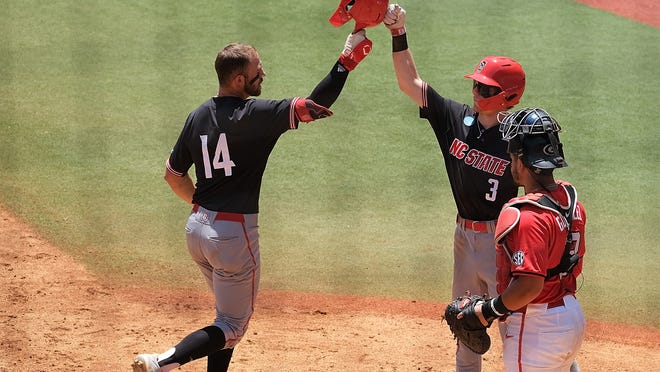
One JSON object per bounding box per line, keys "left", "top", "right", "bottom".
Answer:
{"left": 384, "top": 4, "right": 425, "bottom": 107}
{"left": 307, "top": 29, "right": 372, "bottom": 108}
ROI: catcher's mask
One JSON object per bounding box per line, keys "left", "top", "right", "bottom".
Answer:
{"left": 329, "top": 0, "right": 389, "bottom": 32}
{"left": 465, "top": 56, "right": 526, "bottom": 112}
{"left": 498, "top": 108, "right": 567, "bottom": 174}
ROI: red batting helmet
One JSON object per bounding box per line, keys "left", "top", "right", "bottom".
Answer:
{"left": 464, "top": 56, "right": 526, "bottom": 112}
{"left": 329, "top": 0, "right": 389, "bottom": 32}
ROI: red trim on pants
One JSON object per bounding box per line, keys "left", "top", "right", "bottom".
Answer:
{"left": 517, "top": 309, "right": 527, "bottom": 372}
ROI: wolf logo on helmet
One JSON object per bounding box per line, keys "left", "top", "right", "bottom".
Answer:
{"left": 476, "top": 59, "right": 487, "bottom": 73}
{"left": 330, "top": 0, "right": 389, "bottom": 32}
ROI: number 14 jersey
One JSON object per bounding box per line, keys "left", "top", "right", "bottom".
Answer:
{"left": 167, "top": 96, "right": 299, "bottom": 214}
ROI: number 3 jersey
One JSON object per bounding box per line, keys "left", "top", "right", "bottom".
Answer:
{"left": 166, "top": 96, "right": 299, "bottom": 214}
{"left": 419, "top": 83, "right": 518, "bottom": 221}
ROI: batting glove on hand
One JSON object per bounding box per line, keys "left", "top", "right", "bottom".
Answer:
{"left": 339, "top": 29, "right": 372, "bottom": 71}
{"left": 294, "top": 97, "right": 333, "bottom": 123}
{"left": 383, "top": 4, "right": 406, "bottom": 35}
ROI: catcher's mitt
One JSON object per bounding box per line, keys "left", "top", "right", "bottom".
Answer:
{"left": 442, "top": 293, "right": 491, "bottom": 355}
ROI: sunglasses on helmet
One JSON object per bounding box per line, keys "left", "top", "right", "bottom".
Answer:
{"left": 473, "top": 81, "right": 502, "bottom": 98}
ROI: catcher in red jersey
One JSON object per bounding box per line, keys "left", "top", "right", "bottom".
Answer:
{"left": 465, "top": 108, "right": 587, "bottom": 371}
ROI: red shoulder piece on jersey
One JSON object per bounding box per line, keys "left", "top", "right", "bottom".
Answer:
{"left": 495, "top": 206, "right": 520, "bottom": 245}
{"left": 495, "top": 192, "right": 551, "bottom": 244}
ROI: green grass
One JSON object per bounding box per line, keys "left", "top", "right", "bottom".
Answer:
{"left": 1, "top": 0, "right": 658, "bottom": 327}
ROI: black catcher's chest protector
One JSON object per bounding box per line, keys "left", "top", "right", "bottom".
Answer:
{"left": 497, "top": 185, "right": 580, "bottom": 278}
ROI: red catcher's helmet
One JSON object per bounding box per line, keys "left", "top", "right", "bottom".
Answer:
{"left": 464, "top": 56, "right": 526, "bottom": 112}
{"left": 329, "top": 0, "right": 389, "bottom": 32}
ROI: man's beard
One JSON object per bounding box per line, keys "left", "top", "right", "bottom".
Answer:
{"left": 245, "top": 78, "right": 262, "bottom": 97}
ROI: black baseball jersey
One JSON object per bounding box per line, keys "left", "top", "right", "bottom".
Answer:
{"left": 166, "top": 96, "right": 298, "bottom": 214}
{"left": 166, "top": 61, "right": 349, "bottom": 214}
{"left": 419, "top": 83, "right": 518, "bottom": 221}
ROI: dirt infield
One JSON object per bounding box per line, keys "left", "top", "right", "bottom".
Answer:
{"left": 576, "top": 0, "right": 659, "bottom": 28}
{"left": 1, "top": 210, "right": 659, "bottom": 372}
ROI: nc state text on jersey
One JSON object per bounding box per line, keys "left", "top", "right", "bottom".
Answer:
{"left": 448, "top": 138, "right": 510, "bottom": 176}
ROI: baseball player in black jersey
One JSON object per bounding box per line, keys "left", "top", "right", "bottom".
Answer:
{"left": 131, "top": 29, "right": 373, "bottom": 372}
{"left": 384, "top": 4, "right": 526, "bottom": 372}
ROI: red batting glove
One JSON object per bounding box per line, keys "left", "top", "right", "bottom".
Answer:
{"left": 294, "top": 98, "right": 333, "bottom": 123}
{"left": 338, "top": 29, "right": 372, "bottom": 71}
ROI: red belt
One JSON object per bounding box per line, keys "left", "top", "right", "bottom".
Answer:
{"left": 456, "top": 215, "right": 495, "bottom": 233}
{"left": 192, "top": 204, "right": 245, "bottom": 223}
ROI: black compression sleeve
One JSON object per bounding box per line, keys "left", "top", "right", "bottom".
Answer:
{"left": 307, "top": 61, "right": 349, "bottom": 109}
{"left": 159, "top": 326, "right": 226, "bottom": 366}
{"left": 207, "top": 348, "right": 234, "bottom": 371}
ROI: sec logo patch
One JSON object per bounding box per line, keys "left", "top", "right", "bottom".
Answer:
{"left": 512, "top": 251, "right": 525, "bottom": 266}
